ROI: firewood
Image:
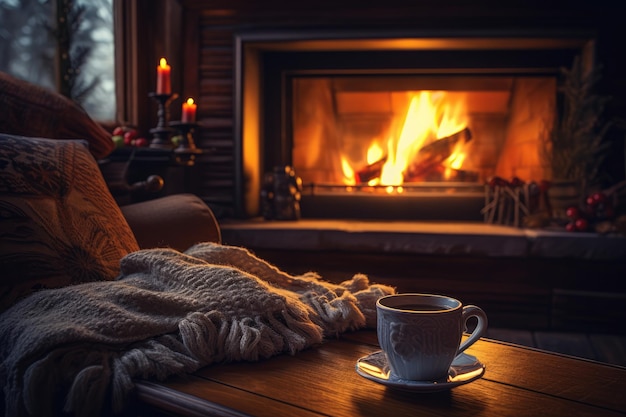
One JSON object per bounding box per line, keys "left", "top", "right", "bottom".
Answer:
{"left": 404, "top": 127, "right": 472, "bottom": 181}
{"left": 356, "top": 156, "right": 387, "bottom": 183}
{"left": 424, "top": 167, "right": 479, "bottom": 182}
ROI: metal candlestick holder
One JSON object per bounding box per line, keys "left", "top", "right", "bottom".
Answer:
{"left": 148, "top": 92, "right": 178, "bottom": 149}
{"left": 171, "top": 121, "right": 202, "bottom": 166}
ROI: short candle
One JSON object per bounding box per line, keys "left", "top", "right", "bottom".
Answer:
{"left": 156, "top": 58, "right": 171, "bottom": 94}
{"left": 182, "top": 98, "right": 197, "bottom": 123}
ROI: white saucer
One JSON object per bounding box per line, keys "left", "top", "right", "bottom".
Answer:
{"left": 355, "top": 351, "right": 485, "bottom": 392}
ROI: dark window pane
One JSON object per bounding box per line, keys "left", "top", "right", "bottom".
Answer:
{"left": 0, "top": 0, "right": 115, "bottom": 121}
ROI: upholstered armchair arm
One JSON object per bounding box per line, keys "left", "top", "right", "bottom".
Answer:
{"left": 120, "top": 194, "right": 222, "bottom": 251}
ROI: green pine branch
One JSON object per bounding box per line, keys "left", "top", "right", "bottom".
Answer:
{"left": 545, "top": 55, "right": 612, "bottom": 190}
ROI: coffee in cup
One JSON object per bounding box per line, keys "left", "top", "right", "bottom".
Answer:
{"left": 376, "top": 293, "right": 488, "bottom": 381}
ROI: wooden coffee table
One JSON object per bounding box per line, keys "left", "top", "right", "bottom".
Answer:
{"left": 133, "top": 330, "right": 626, "bottom": 417}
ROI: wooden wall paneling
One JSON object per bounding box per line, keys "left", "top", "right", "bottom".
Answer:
{"left": 189, "top": 11, "right": 240, "bottom": 216}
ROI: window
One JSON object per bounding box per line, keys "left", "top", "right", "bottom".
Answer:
{"left": 0, "top": 0, "right": 115, "bottom": 121}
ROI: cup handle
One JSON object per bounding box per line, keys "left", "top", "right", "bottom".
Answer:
{"left": 457, "top": 305, "right": 488, "bottom": 356}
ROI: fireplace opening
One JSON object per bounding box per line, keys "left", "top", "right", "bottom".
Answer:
{"left": 235, "top": 31, "right": 594, "bottom": 220}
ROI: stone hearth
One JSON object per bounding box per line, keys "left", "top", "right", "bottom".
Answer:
{"left": 221, "top": 219, "right": 626, "bottom": 260}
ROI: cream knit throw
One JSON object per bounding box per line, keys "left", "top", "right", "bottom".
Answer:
{"left": 0, "top": 242, "right": 395, "bottom": 417}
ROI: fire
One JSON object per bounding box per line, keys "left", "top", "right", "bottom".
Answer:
{"left": 367, "top": 143, "right": 384, "bottom": 165}
{"left": 343, "top": 91, "right": 469, "bottom": 185}
{"left": 341, "top": 156, "right": 356, "bottom": 186}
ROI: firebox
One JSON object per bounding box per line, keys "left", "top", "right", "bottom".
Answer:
{"left": 235, "top": 30, "right": 594, "bottom": 220}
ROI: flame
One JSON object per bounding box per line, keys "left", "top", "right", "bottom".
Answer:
{"left": 341, "top": 156, "right": 356, "bottom": 185}
{"left": 186, "top": 97, "right": 195, "bottom": 105}
{"left": 344, "top": 91, "right": 468, "bottom": 185}
{"left": 367, "top": 143, "right": 384, "bottom": 165}
{"left": 444, "top": 140, "right": 468, "bottom": 179}
{"left": 159, "top": 58, "right": 169, "bottom": 68}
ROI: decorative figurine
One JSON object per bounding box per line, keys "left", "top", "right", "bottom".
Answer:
{"left": 261, "top": 165, "right": 303, "bottom": 220}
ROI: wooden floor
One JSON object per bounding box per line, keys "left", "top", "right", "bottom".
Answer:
{"left": 486, "top": 328, "right": 626, "bottom": 367}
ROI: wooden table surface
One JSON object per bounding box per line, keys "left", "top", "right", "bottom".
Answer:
{"left": 134, "top": 330, "right": 626, "bottom": 417}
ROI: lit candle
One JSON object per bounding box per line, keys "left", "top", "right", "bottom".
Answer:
{"left": 156, "top": 58, "right": 171, "bottom": 94}
{"left": 182, "top": 98, "right": 197, "bottom": 123}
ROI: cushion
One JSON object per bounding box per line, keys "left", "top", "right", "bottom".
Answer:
{"left": 0, "top": 71, "right": 114, "bottom": 160}
{"left": 0, "top": 134, "right": 140, "bottom": 312}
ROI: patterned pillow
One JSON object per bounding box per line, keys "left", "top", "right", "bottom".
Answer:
{"left": 0, "top": 134, "right": 140, "bottom": 312}
{"left": 0, "top": 71, "right": 114, "bottom": 160}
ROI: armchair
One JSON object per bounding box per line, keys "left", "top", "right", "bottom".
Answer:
{"left": 0, "top": 72, "right": 221, "bottom": 313}
{"left": 0, "top": 74, "right": 392, "bottom": 417}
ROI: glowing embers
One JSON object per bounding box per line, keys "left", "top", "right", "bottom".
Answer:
{"left": 302, "top": 181, "right": 484, "bottom": 196}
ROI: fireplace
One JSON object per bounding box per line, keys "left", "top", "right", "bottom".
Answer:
{"left": 234, "top": 30, "right": 594, "bottom": 220}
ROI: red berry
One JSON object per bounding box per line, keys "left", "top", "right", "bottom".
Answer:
{"left": 123, "top": 130, "right": 138, "bottom": 146}
{"left": 565, "top": 206, "right": 580, "bottom": 219}
{"left": 574, "top": 218, "right": 589, "bottom": 231}
{"left": 586, "top": 195, "right": 597, "bottom": 207}
{"left": 592, "top": 192, "right": 608, "bottom": 204}
{"left": 112, "top": 126, "right": 124, "bottom": 136}
{"left": 134, "top": 137, "right": 149, "bottom": 147}
{"left": 565, "top": 222, "right": 577, "bottom": 232}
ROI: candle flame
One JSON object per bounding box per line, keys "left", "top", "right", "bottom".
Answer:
{"left": 186, "top": 98, "right": 194, "bottom": 105}
{"left": 159, "top": 58, "right": 168, "bottom": 68}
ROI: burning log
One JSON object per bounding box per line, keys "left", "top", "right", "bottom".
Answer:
{"left": 404, "top": 127, "right": 472, "bottom": 181}
{"left": 424, "top": 166, "right": 479, "bottom": 182}
{"left": 356, "top": 156, "right": 387, "bottom": 183}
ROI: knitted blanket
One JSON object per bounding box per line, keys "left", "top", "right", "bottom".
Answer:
{"left": 0, "top": 242, "right": 394, "bottom": 417}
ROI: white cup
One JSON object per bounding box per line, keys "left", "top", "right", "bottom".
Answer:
{"left": 376, "top": 293, "right": 488, "bottom": 381}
